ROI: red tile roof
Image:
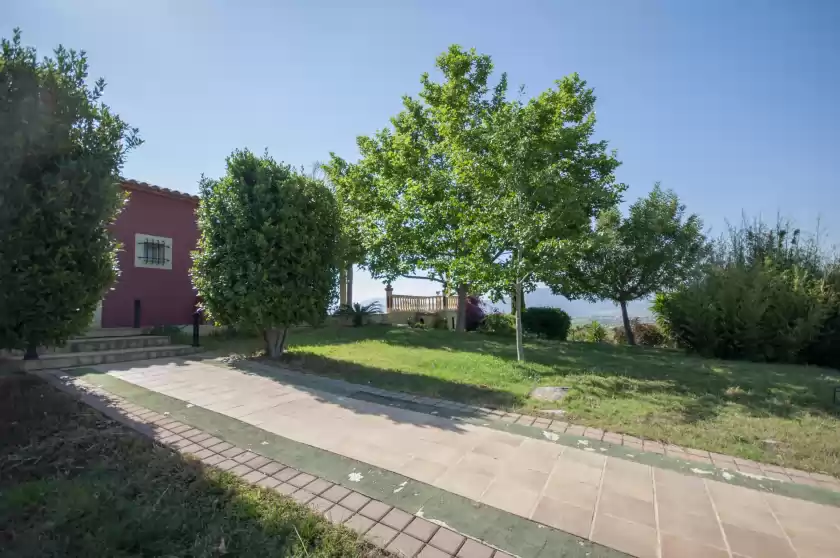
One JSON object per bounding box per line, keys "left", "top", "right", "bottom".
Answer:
{"left": 121, "top": 179, "right": 199, "bottom": 203}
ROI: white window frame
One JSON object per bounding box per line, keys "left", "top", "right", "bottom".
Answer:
{"left": 134, "top": 233, "right": 173, "bottom": 270}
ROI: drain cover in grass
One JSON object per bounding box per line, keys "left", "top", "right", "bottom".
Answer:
{"left": 529, "top": 386, "right": 570, "bottom": 402}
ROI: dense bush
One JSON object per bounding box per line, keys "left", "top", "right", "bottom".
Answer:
{"left": 612, "top": 319, "right": 667, "bottom": 347}
{"left": 569, "top": 321, "right": 609, "bottom": 343}
{"left": 1, "top": 30, "right": 140, "bottom": 354}
{"left": 653, "top": 219, "right": 840, "bottom": 367}
{"left": 521, "top": 307, "right": 571, "bottom": 340}
{"left": 478, "top": 313, "right": 516, "bottom": 337}
{"left": 801, "top": 267, "right": 840, "bottom": 369}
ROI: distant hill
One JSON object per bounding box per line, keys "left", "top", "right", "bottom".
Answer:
{"left": 359, "top": 287, "right": 654, "bottom": 325}
{"left": 485, "top": 288, "right": 653, "bottom": 325}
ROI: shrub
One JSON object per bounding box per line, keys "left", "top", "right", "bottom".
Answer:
{"left": 0, "top": 30, "right": 141, "bottom": 355}
{"left": 192, "top": 150, "right": 341, "bottom": 357}
{"left": 521, "top": 307, "right": 571, "bottom": 340}
{"left": 569, "top": 320, "right": 608, "bottom": 343}
{"left": 612, "top": 319, "right": 667, "bottom": 347}
{"left": 653, "top": 218, "right": 839, "bottom": 365}
{"left": 336, "top": 301, "right": 382, "bottom": 327}
{"left": 799, "top": 265, "right": 840, "bottom": 369}
{"left": 478, "top": 313, "right": 516, "bottom": 337}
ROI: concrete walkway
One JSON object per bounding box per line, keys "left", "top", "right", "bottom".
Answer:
{"left": 86, "top": 357, "right": 839, "bottom": 558}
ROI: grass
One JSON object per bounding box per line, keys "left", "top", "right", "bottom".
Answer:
{"left": 198, "top": 325, "right": 840, "bottom": 476}
{"left": 0, "top": 374, "right": 380, "bottom": 558}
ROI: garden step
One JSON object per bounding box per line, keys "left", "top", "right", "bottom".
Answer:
{"left": 1, "top": 345, "right": 197, "bottom": 373}
{"left": 76, "top": 327, "right": 147, "bottom": 338}
{"left": 1, "top": 335, "right": 172, "bottom": 356}
{"left": 67, "top": 335, "right": 172, "bottom": 353}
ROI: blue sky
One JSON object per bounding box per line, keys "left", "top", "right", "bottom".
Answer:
{"left": 6, "top": 1, "right": 840, "bottom": 308}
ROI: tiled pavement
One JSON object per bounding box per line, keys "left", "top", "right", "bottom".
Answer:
{"left": 48, "top": 358, "right": 840, "bottom": 558}
{"left": 39, "top": 376, "right": 508, "bottom": 558}
{"left": 238, "top": 360, "right": 838, "bottom": 491}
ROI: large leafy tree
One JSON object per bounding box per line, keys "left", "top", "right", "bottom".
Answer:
{"left": 546, "top": 185, "right": 706, "bottom": 345}
{"left": 192, "top": 150, "right": 340, "bottom": 357}
{"left": 453, "top": 72, "right": 625, "bottom": 360}
{"left": 325, "top": 45, "right": 624, "bottom": 353}
{"left": 323, "top": 46, "right": 506, "bottom": 331}
{"left": 0, "top": 29, "right": 140, "bottom": 356}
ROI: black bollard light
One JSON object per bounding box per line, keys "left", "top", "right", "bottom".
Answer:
{"left": 192, "top": 309, "right": 201, "bottom": 347}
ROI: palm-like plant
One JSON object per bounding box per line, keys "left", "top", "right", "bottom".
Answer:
{"left": 336, "top": 301, "right": 383, "bottom": 327}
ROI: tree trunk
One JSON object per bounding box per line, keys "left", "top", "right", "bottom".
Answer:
{"left": 338, "top": 267, "right": 347, "bottom": 306}
{"left": 346, "top": 264, "right": 353, "bottom": 306}
{"left": 620, "top": 300, "right": 635, "bottom": 346}
{"left": 263, "top": 327, "right": 289, "bottom": 358}
{"left": 23, "top": 341, "right": 38, "bottom": 360}
{"left": 455, "top": 284, "right": 467, "bottom": 332}
{"left": 510, "top": 289, "right": 525, "bottom": 315}
{"left": 515, "top": 280, "right": 525, "bottom": 361}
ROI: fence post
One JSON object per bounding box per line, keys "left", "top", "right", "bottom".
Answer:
{"left": 385, "top": 284, "right": 393, "bottom": 312}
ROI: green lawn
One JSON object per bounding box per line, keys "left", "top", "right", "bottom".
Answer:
{"left": 0, "top": 374, "right": 379, "bottom": 558}
{"left": 204, "top": 325, "right": 840, "bottom": 476}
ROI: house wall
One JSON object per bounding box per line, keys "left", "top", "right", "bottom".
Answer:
{"left": 101, "top": 187, "right": 199, "bottom": 328}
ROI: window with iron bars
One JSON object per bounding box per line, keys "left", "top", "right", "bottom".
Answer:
{"left": 138, "top": 238, "right": 170, "bottom": 265}
{"left": 134, "top": 233, "right": 173, "bottom": 269}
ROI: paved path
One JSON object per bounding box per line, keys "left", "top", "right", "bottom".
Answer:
{"left": 90, "top": 357, "right": 839, "bottom": 558}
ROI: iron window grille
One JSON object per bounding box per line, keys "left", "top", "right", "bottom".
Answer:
{"left": 138, "top": 238, "right": 170, "bottom": 266}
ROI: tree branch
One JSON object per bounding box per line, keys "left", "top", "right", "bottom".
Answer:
{"left": 401, "top": 274, "right": 446, "bottom": 284}
{"left": 490, "top": 249, "right": 506, "bottom": 263}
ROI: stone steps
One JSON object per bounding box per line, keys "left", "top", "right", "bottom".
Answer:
{"left": 68, "top": 335, "right": 172, "bottom": 353}
{"left": 78, "top": 327, "right": 147, "bottom": 338}
{"left": 3, "top": 344, "right": 198, "bottom": 372}
{"left": 3, "top": 335, "right": 173, "bottom": 356}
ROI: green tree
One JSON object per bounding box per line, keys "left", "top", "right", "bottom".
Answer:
{"left": 0, "top": 29, "right": 141, "bottom": 357}
{"left": 323, "top": 46, "right": 507, "bottom": 331}
{"left": 453, "top": 70, "right": 625, "bottom": 360}
{"left": 192, "top": 150, "right": 340, "bottom": 357}
{"left": 547, "top": 185, "right": 705, "bottom": 345}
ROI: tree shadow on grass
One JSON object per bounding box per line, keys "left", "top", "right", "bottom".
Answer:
{"left": 0, "top": 374, "right": 376, "bottom": 558}
{"left": 282, "top": 326, "right": 840, "bottom": 425}
{"left": 284, "top": 352, "right": 522, "bottom": 410}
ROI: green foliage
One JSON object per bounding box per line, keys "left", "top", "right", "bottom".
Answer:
{"left": 336, "top": 301, "right": 382, "bottom": 327}
{"left": 431, "top": 314, "right": 449, "bottom": 330}
{"left": 800, "top": 266, "right": 840, "bottom": 369}
{"left": 521, "top": 307, "right": 571, "bottom": 340}
{"left": 478, "top": 313, "right": 516, "bottom": 337}
{"left": 569, "top": 321, "right": 609, "bottom": 343}
{"left": 546, "top": 185, "right": 705, "bottom": 345}
{"left": 192, "top": 149, "right": 340, "bottom": 357}
{"left": 653, "top": 218, "right": 839, "bottom": 365}
{"left": 612, "top": 319, "right": 667, "bottom": 347}
{"left": 451, "top": 55, "right": 624, "bottom": 360}
{"left": 0, "top": 29, "right": 140, "bottom": 352}
{"left": 325, "top": 45, "right": 624, "bottom": 347}
{"left": 323, "top": 46, "right": 495, "bottom": 316}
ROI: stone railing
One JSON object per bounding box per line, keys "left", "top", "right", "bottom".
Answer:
{"left": 386, "top": 291, "right": 459, "bottom": 313}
